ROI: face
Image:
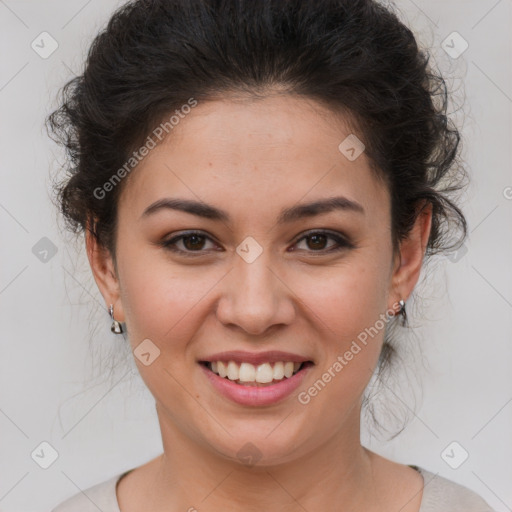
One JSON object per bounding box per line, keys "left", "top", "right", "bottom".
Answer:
{"left": 90, "top": 93, "right": 425, "bottom": 467}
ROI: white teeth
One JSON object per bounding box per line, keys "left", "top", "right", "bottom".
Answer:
{"left": 207, "top": 360, "right": 304, "bottom": 383}
{"left": 217, "top": 361, "right": 227, "bottom": 378}
{"left": 255, "top": 363, "right": 273, "bottom": 383}
{"left": 273, "top": 361, "right": 285, "bottom": 380}
{"left": 227, "top": 361, "right": 239, "bottom": 380}
{"left": 239, "top": 362, "right": 256, "bottom": 382}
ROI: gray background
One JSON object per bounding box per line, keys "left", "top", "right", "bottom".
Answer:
{"left": 0, "top": 0, "right": 511, "bottom": 510}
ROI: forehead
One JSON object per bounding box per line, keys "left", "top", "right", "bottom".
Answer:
{"left": 118, "top": 94, "right": 390, "bottom": 224}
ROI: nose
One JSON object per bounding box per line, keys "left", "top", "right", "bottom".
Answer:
{"left": 215, "top": 250, "right": 296, "bottom": 336}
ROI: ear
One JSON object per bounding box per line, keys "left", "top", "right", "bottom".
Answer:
{"left": 388, "top": 200, "right": 432, "bottom": 313}
{"left": 85, "top": 219, "right": 125, "bottom": 323}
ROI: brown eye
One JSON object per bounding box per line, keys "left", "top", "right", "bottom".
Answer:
{"left": 292, "top": 230, "right": 353, "bottom": 253}
{"left": 182, "top": 234, "right": 206, "bottom": 251}
{"left": 305, "top": 233, "right": 329, "bottom": 250}
{"left": 161, "top": 231, "right": 218, "bottom": 256}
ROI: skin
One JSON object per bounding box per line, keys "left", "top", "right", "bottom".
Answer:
{"left": 87, "top": 92, "right": 432, "bottom": 511}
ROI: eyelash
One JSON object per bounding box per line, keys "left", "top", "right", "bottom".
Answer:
{"left": 160, "top": 229, "right": 354, "bottom": 257}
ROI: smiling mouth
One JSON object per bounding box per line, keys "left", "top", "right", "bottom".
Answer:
{"left": 199, "top": 360, "right": 314, "bottom": 387}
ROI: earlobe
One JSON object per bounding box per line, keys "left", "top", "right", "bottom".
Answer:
{"left": 389, "top": 200, "right": 433, "bottom": 309}
{"left": 85, "top": 223, "right": 125, "bottom": 322}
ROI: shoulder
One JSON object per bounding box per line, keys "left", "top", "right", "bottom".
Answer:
{"left": 415, "top": 466, "right": 496, "bottom": 512}
{"left": 50, "top": 471, "right": 127, "bottom": 512}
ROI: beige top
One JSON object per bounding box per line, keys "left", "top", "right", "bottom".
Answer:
{"left": 51, "top": 465, "right": 496, "bottom": 511}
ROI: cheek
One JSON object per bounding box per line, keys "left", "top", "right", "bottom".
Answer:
{"left": 291, "top": 260, "right": 389, "bottom": 397}
{"left": 295, "top": 260, "right": 389, "bottom": 342}
{"left": 117, "top": 245, "right": 219, "bottom": 348}
{"left": 116, "top": 249, "right": 214, "bottom": 405}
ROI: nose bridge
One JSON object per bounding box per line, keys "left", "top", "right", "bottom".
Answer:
{"left": 216, "top": 242, "right": 293, "bottom": 335}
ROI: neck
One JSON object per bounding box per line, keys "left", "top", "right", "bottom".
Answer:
{"left": 147, "top": 403, "right": 379, "bottom": 511}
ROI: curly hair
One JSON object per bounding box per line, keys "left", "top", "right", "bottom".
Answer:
{"left": 47, "top": 0, "right": 468, "bottom": 436}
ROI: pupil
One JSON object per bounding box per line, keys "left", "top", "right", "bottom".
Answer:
{"left": 308, "top": 234, "right": 326, "bottom": 250}
{"left": 184, "top": 235, "right": 204, "bottom": 250}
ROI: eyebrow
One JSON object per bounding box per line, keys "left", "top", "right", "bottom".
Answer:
{"left": 141, "top": 195, "right": 365, "bottom": 224}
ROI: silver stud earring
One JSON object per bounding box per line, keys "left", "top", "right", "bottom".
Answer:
{"left": 109, "top": 304, "right": 123, "bottom": 334}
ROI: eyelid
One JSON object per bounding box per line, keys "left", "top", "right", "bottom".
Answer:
{"left": 161, "top": 230, "right": 220, "bottom": 255}
{"left": 291, "top": 229, "right": 354, "bottom": 251}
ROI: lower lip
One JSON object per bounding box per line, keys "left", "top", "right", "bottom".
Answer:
{"left": 199, "top": 362, "right": 313, "bottom": 407}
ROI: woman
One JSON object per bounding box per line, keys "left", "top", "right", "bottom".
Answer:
{"left": 48, "top": 0, "right": 496, "bottom": 510}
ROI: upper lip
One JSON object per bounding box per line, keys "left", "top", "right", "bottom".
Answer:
{"left": 198, "top": 350, "right": 313, "bottom": 366}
